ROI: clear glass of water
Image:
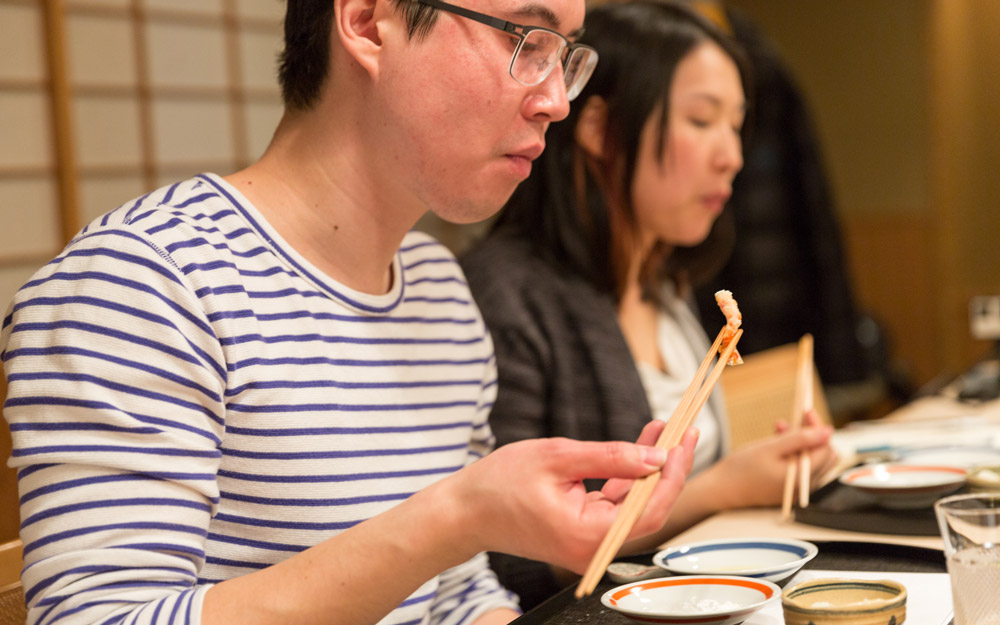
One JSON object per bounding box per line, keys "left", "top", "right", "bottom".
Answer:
{"left": 935, "top": 493, "right": 1000, "bottom": 624}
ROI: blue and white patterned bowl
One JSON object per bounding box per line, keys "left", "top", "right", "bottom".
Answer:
{"left": 601, "top": 575, "right": 780, "bottom": 625}
{"left": 653, "top": 537, "right": 818, "bottom": 583}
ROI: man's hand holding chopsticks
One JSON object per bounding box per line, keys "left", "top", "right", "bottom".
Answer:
{"left": 431, "top": 420, "right": 698, "bottom": 575}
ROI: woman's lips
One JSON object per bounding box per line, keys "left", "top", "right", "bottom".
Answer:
{"left": 702, "top": 192, "right": 731, "bottom": 213}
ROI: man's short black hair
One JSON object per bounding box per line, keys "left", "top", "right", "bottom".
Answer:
{"left": 278, "top": 0, "right": 441, "bottom": 110}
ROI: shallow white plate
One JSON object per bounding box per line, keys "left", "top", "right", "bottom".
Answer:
{"left": 601, "top": 575, "right": 780, "bottom": 625}
{"left": 653, "top": 538, "right": 817, "bottom": 583}
{"left": 839, "top": 463, "right": 967, "bottom": 509}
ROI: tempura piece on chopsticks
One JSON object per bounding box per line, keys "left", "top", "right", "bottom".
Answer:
{"left": 714, "top": 289, "right": 744, "bottom": 366}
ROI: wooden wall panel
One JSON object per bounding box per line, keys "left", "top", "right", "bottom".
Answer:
{"left": 842, "top": 214, "right": 940, "bottom": 388}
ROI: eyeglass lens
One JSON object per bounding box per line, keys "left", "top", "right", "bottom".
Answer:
{"left": 563, "top": 46, "right": 597, "bottom": 101}
{"left": 511, "top": 30, "right": 596, "bottom": 101}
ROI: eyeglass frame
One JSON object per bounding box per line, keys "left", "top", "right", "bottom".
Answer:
{"left": 414, "top": 0, "right": 597, "bottom": 99}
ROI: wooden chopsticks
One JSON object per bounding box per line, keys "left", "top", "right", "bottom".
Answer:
{"left": 781, "top": 333, "right": 814, "bottom": 521}
{"left": 574, "top": 326, "right": 743, "bottom": 598}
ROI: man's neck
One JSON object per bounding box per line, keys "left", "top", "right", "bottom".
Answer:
{"left": 225, "top": 111, "right": 423, "bottom": 296}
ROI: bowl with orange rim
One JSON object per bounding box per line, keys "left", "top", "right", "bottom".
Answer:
{"left": 600, "top": 575, "right": 780, "bottom": 625}
{"left": 838, "top": 462, "right": 967, "bottom": 509}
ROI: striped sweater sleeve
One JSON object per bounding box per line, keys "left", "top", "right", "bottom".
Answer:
{"left": 426, "top": 327, "right": 520, "bottom": 624}
{"left": 430, "top": 553, "right": 519, "bottom": 625}
{"left": 2, "top": 228, "right": 227, "bottom": 625}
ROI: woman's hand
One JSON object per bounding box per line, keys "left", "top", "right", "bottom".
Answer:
{"left": 440, "top": 421, "right": 698, "bottom": 574}
{"left": 704, "top": 410, "right": 836, "bottom": 510}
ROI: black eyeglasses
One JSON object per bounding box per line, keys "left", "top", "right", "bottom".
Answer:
{"left": 416, "top": 0, "right": 598, "bottom": 101}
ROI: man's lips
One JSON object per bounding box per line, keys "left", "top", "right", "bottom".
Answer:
{"left": 506, "top": 144, "right": 545, "bottom": 161}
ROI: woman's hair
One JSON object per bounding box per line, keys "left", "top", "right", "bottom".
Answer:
{"left": 278, "top": 0, "right": 440, "bottom": 111}
{"left": 493, "top": 0, "right": 751, "bottom": 303}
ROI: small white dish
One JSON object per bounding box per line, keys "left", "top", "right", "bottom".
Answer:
{"left": 601, "top": 575, "right": 780, "bottom": 625}
{"left": 653, "top": 537, "right": 818, "bottom": 583}
{"left": 839, "top": 462, "right": 967, "bottom": 509}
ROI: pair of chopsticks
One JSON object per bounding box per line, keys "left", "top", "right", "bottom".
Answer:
{"left": 574, "top": 326, "right": 743, "bottom": 598}
{"left": 781, "top": 333, "right": 814, "bottom": 520}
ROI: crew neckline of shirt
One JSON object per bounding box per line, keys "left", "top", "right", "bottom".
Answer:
{"left": 198, "top": 172, "right": 405, "bottom": 315}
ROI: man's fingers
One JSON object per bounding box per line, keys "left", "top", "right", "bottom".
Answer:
{"left": 552, "top": 439, "right": 667, "bottom": 482}
{"left": 635, "top": 419, "right": 667, "bottom": 446}
{"left": 599, "top": 426, "right": 699, "bottom": 501}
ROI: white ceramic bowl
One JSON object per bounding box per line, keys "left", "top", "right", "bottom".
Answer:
{"left": 601, "top": 575, "right": 780, "bottom": 625}
{"left": 839, "top": 462, "right": 967, "bottom": 509}
{"left": 653, "top": 537, "right": 818, "bottom": 583}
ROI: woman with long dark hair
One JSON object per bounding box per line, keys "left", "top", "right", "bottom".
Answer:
{"left": 461, "top": 0, "right": 837, "bottom": 609}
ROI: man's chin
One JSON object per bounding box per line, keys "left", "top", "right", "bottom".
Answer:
{"left": 430, "top": 190, "right": 517, "bottom": 226}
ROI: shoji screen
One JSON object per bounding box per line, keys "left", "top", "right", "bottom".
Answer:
{"left": 0, "top": 0, "right": 284, "bottom": 308}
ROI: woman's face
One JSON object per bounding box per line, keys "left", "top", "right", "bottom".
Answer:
{"left": 631, "top": 40, "right": 745, "bottom": 250}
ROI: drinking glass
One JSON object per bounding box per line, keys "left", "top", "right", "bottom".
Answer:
{"left": 935, "top": 493, "right": 1000, "bottom": 624}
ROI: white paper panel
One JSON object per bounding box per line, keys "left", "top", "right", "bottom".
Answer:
{"left": 78, "top": 174, "right": 147, "bottom": 224}
{"left": 147, "top": 21, "right": 227, "bottom": 88}
{"left": 75, "top": 95, "right": 142, "bottom": 167}
{"left": 244, "top": 99, "right": 281, "bottom": 160}
{"left": 239, "top": 29, "right": 281, "bottom": 90}
{"left": 0, "top": 4, "right": 45, "bottom": 81}
{"left": 67, "top": 12, "right": 136, "bottom": 87}
{"left": 0, "top": 92, "right": 53, "bottom": 169}
{"left": 152, "top": 98, "right": 233, "bottom": 164}
{"left": 0, "top": 178, "right": 60, "bottom": 256}
{"left": 236, "top": 0, "right": 285, "bottom": 22}
{"left": 143, "top": 0, "right": 224, "bottom": 15}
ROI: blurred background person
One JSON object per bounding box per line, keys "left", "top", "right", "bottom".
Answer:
{"left": 460, "top": 0, "right": 837, "bottom": 609}
{"left": 686, "top": 0, "right": 912, "bottom": 421}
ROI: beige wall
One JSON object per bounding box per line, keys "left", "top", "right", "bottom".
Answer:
{"left": 728, "top": 0, "right": 1000, "bottom": 387}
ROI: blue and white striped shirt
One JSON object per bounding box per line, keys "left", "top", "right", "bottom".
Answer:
{"left": 2, "top": 174, "right": 517, "bottom": 625}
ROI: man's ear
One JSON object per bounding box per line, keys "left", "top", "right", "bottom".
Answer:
{"left": 335, "top": 0, "right": 384, "bottom": 77}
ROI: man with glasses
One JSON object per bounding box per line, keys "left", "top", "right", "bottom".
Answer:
{"left": 1, "top": 0, "right": 696, "bottom": 624}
